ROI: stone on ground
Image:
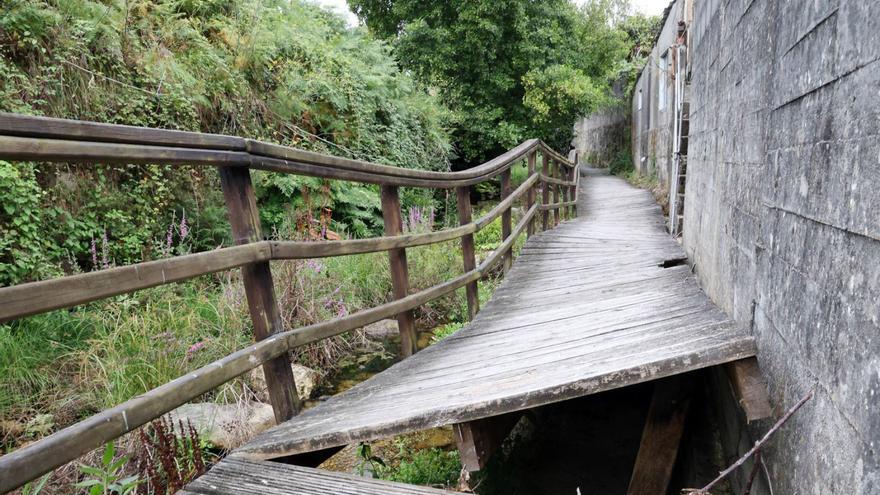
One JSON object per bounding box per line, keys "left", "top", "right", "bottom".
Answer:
{"left": 170, "top": 402, "right": 276, "bottom": 450}
{"left": 249, "top": 363, "right": 321, "bottom": 402}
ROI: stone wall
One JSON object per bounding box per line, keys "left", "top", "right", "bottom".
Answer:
{"left": 571, "top": 107, "right": 628, "bottom": 167}
{"left": 681, "top": 0, "right": 880, "bottom": 492}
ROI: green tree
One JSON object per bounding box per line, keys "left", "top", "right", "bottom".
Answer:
{"left": 350, "top": 0, "right": 632, "bottom": 163}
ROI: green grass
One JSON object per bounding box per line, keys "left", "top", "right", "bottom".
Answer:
{"left": 430, "top": 322, "right": 464, "bottom": 344}
{"left": 378, "top": 448, "right": 461, "bottom": 488}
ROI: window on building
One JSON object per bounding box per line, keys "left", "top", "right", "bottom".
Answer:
{"left": 638, "top": 89, "right": 643, "bottom": 110}
{"left": 659, "top": 51, "right": 668, "bottom": 111}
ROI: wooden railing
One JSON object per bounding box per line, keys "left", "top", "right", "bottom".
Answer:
{"left": 0, "top": 113, "right": 579, "bottom": 492}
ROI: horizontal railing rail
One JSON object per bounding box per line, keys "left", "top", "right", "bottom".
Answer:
{"left": 0, "top": 113, "right": 579, "bottom": 492}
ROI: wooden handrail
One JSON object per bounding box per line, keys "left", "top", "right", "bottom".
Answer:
{"left": 0, "top": 174, "right": 545, "bottom": 323}
{"left": 0, "top": 113, "right": 578, "bottom": 492}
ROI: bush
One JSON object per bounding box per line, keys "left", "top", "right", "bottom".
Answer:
{"left": 609, "top": 148, "right": 633, "bottom": 176}
{"left": 378, "top": 448, "right": 461, "bottom": 488}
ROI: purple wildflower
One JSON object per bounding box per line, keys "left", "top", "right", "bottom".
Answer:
{"left": 90, "top": 238, "right": 98, "bottom": 270}
{"left": 101, "top": 229, "right": 109, "bottom": 269}
{"left": 306, "top": 259, "right": 324, "bottom": 274}
{"left": 186, "top": 340, "right": 207, "bottom": 360}
{"left": 165, "top": 223, "right": 174, "bottom": 254}
{"left": 179, "top": 210, "right": 189, "bottom": 240}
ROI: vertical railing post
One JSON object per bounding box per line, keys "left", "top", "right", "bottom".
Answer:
{"left": 219, "top": 167, "right": 300, "bottom": 423}
{"left": 552, "top": 159, "right": 561, "bottom": 226}
{"left": 380, "top": 185, "right": 418, "bottom": 357}
{"left": 500, "top": 168, "right": 512, "bottom": 273}
{"left": 541, "top": 152, "right": 551, "bottom": 231}
{"left": 456, "top": 186, "right": 479, "bottom": 320}
{"left": 570, "top": 155, "right": 578, "bottom": 218}
{"left": 561, "top": 164, "right": 570, "bottom": 221}
{"left": 526, "top": 150, "right": 537, "bottom": 237}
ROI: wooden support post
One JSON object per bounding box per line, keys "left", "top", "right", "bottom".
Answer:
{"left": 561, "top": 165, "right": 570, "bottom": 221}
{"left": 571, "top": 155, "right": 578, "bottom": 218}
{"left": 627, "top": 376, "right": 693, "bottom": 495}
{"left": 500, "top": 168, "right": 512, "bottom": 273}
{"left": 552, "top": 159, "right": 560, "bottom": 226}
{"left": 725, "top": 357, "right": 773, "bottom": 422}
{"left": 453, "top": 412, "right": 522, "bottom": 472}
{"left": 219, "top": 167, "right": 300, "bottom": 423}
{"left": 456, "top": 186, "right": 479, "bottom": 320}
{"left": 541, "top": 153, "right": 550, "bottom": 231}
{"left": 380, "top": 185, "right": 418, "bottom": 357}
{"left": 526, "top": 151, "right": 537, "bottom": 237}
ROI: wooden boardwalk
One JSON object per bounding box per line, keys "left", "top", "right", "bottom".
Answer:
{"left": 230, "top": 169, "right": 756, "bottom": 462}
{"left": 181, "top": 458, "right": 458, "bottom": 494}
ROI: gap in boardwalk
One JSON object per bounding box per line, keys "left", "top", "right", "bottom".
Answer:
{"left": 473, "top": 371, "right": 730, "bottom": 495}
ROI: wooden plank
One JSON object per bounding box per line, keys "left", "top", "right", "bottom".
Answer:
{"left": 541, "top": 153, "right": 551, "bottom": 230}
{"left": 457, "top": 186, "right": 479, "bottom": 320}
{"left": 220, "top": 166, "right": 301, "bottom": 423}
{"left": 570, "top": 154, "right": 579, "bottom": 217}
{"left": 552, "top": 159, "right": 561, "bottom": 226}
{"left": 500, "top": 168, "right": 513, "bottom": 273}
{"left": 185, "top": 458, "right": 459, "bottom": 494}
{"left": 0, "top": 112, "right": 245, "bottom": 149}
{"left": 381, "top": 186, "right": 418, "bottom": 357}
{"left": 0, "top": 243, "right": 268, "bottom": 323}
{"left": 0, "top": 113, "right": 574, "bottom": 188}
{"left": 627, "top": 376, "right": 693, "bottom": 494}
{"left": 725, "top": 357, "right": 773, "bottom": 422}
{"left": 526, "top": 150, "right": 537, "bottom": 237}
{"left": 454, "top": 411, "right": 522, "bottom": 471}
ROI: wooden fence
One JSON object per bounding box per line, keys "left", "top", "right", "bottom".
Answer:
{"left": 0, "top": 113, "right": 579, "bottom": 492}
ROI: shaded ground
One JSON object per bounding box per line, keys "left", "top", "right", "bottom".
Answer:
{"left": 475, "top": 383, "right": 652, "bottom": 495}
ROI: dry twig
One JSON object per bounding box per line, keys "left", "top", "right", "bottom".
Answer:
{"left": 682, "top": 388, "right": 814, "bottom": 495}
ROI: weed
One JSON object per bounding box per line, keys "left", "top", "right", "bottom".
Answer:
{"left": 135, "top": 416, "right": 209, "bottom": 494}
{"left": 75, "top": 442, "right": 141, "bottom": 495}
{"left": 377, "top": 448, "right": 461, "bottom": 488}
{"left": 19, "top": 473, "right": 51, "bottom": 495}
{"left": 430, "top": 322, "right": 464, "bottom": 344}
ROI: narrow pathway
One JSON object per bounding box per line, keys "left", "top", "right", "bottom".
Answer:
{"left": 231, "top": 168, "right": 756, "bottom": 461}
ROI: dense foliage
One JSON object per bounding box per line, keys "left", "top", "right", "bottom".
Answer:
{"left": 349, "top": 0, "right": 635, "bottom": 163}
{"left": 0, "top": 0, "right": 451, "bottom": 285}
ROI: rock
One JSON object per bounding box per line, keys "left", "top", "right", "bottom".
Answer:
{"left": 170, "top": 402, "right": 275, "bottom": 450}
{"left": 249, "top": 363, "right": 321, "bottom": 402}
{"left": 362, "top": 319, "right": 398, "bottom": 339}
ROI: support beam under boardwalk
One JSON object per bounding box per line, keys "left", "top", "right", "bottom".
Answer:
{"left": 626, "top": 376, "right": 694, "bottom": 495}
{"left": 454, "top": 411, "right": 523, "bottom": 472}
{"left": 182, "top": 458, "right": 459, "bottom": 495}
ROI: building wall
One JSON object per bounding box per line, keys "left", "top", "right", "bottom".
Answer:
{"left": 678, "top": 0, "right": 880, "bottom": 492}
{"left": 630, "top": 0, "right": 685, "bottom": 184}
{"left": 571, "top": 107, "right": 628, "bottom": 167}
{"left": 630, "top": 0, "right": 880, "bottom": 491}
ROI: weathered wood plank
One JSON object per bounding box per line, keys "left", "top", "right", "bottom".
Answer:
{"left": 0, "top": 243, "right": 268, "bottom": 322}
{"left": 541, "top": 153, "right": 551, "bottom": 230}
{"left": 0, "top": 112, "right": 245, "bottom": 149}
{"left": 220, "top": 166, "right": 301, "bottom": 422}
{"left": 454, "top": 412, "right": 522, "bottom": 471}
{"left": 626, "top": 376, "right": 693, "bottom": 495}
{"left": 526, "top": 150, "right": 537, "bottom": 237}
{"left": 185, "top": 458, "right": 459, "bottom": 494}
{"left": 457, "top": 186, "right": 479, "bottom": 320}
{"left": 500, "top": 168, "right": 513, "bottom": 273}
{"left": 0, "top": 114, "right": 575, "bottom": 189}
{"left": 725, "top": 357, "right": 773, "bottom": 422}
{"left": 381, "top": 185, "right": 418, "bottom": 357}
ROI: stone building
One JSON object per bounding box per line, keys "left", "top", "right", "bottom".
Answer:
{"left": 624, "top": 0, "right": 879, "bottom": 492}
